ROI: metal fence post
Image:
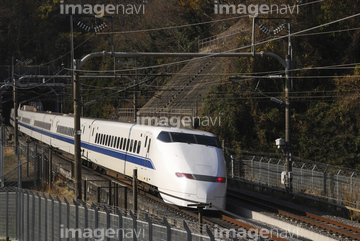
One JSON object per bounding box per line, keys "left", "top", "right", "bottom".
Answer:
{"left": 73, "top": 200, "right": 79, "bottom": 241}
{"left": 145, "top": 214, "right": 152, "bottom": 241}
{"left": 206, "top": 225, "right": 215, "bottom": 241}
{"left": 49, "top": 195, "right": 55, "bottom": 241}
{"left": 15, "top": 189, "right": 18, "bottom": 240}
{"left": 21, "top": 190, "right": 24, "bottom": 241}
{"left": 251, "top": 156, "right": 255, "bottom": 181}
{"left": 97, "top": 187, "right": 101, "bottom": 203}
{"left": 116, "top": 207, "right": 123, "bottom": 241}
{"left": 336, "top": 170, "right": 341, "bottom": 200}
{"left": 42, "top": 193, "right": 48, "bottom": 241}
{"left": 26, "top": 191, "right": 30, "bottom": 241}
{"left": 109, "top": 181, "right": 112, "bottom": 206}
{"left": 323, "top": 166, "right": 329, "bottom": 195}
{"left": 277, "top": 160, "right": 281, "bottom": 187}
{"left": 300, "top": 164, "right": 305, "bottom": 186}
{"left": 267, "top": 158, "right": 271, "bottom": 186}
{"left": 6, "top": 190, "right": 9, "bottom": 239}
{"left": 163, "top": 217, "right": 171, "bottom": 241}
{"left": 30, "top": 191, "right": 35, "bottom": 241}
{"left": 183, "top": 220, "right": 191, "bottom": 241}
{"left": 81, "top": 201, "right": 88, "bottom": 241}
{"left": 84, "top": 179, "right": 87, "bottom": 202}
{"left": 230, "top": 155, "right": 234, "bottom": 179}
{"left": 259, "top": 157, "right": 263, "bottom": 183}
{"left": 103, "top": 205, "right": 111, "bottom": 241}
{"left": 56, "top": 196, "right": 62, "bottom": 241}
{"left": 91, "top": 203, "right": 98, "bottom": 229}
{"left": 37, "top": 192, "right": 42, "bottom": 241}
{"left": 350, "top": 172, "right": 355, "bottom": 194}
{"left": 64, "top": 197, "right": 70, "bottom": 241}
{"left": 312, "top": 165, "right": 316, "bottom": 191}
{"left": 130, "top": 210, "right": 137, "bottom": 241}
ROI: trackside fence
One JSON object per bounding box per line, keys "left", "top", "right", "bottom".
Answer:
{"left": 0, "top": 188, "right": 213, "bottom": 241}
{"left": 226, "top": 151, "right": 360, "bottom": 208}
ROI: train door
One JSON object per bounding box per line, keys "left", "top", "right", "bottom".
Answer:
{"left": 139, "top": 132, "right": 152, "bottom": 182}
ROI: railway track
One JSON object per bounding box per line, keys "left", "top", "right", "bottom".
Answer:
{"left": 228, "top": 188, "right": 360, "bottom": 240}
{"left": 51, "top": 148, "right": 296, "bottom": 240}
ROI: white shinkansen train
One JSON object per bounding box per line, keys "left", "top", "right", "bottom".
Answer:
{"left": 10, "top": 105, "right": 227, "bottom": 209}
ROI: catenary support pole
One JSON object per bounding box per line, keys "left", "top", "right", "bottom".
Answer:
{"left": 133, "top": 169, "right": 138, "bottom": 212}
{"left": 73, "top": 59, "right": 82, "bottom": 200}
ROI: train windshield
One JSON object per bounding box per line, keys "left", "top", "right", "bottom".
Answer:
{"left": 157, "top": 131, "right": 220, "bottom": 148}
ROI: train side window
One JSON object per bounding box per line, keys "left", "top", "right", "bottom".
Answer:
{"left": 111, "top": 136, "right": 114, "bottom": 147}
{"left": 105, "top": 135, "right": 108, "bottom": 146}
{"left": 116, "top": 137, "right": 119, "bottom": 148}
{"left": 113, "top": 136, "right": 117, "bottom": 148}
{"left": 129, "top": 140, "right": 133, "bottom": 152}
{"left": 92, "top": 128, "right": 95, "bottom": 136}
{"left": 133, "top": 140, "right": 137, "bottom": 153}
{"left": 108, "top": 135, "right": 111, "bottom": 146}
{"left": 137, "top": 141, "right": 141, "bottom": 154}
{"left": 123, "top": 138, "right": 127, "bottom": 150}
{"left": 145, "top": 136, "right": 148, "bottom": 147}
{"left": 95, "top": 133, "right": 98, "bottom": 143}
{"left": 147, "top": 139, "right": 151, "bottom": 153}
{"left": 100, "top": 134, "right": 103, "bottom": 145}
{"left": 120, "top": 138, "right": 124, "bottom": 149}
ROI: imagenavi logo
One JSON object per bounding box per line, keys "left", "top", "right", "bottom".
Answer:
{"left": 60, "top": 0, "right": 147, "bottom": 18}
{"left": 214, "top": 0, "right": 300, "bottom": 17}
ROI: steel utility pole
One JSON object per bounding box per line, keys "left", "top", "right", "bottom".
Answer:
{"left": 12, "top": 56, "right": 21, "bottom": 188}
{"left": 73, "top": 59, "right": 82, "bottom": 200}
{"left": 252, "top": 17, "right": 293, "bottom": 194}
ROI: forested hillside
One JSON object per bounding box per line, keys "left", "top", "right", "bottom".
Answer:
{"left": 0, "top": 0, "right": 359, "bottom": 169}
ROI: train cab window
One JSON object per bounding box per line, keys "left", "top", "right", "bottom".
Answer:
{"left": 171, "top": 132, "right": 196, "bottom": 144}
{"left": 156, "top": 131, "right": 220, "bottom": 148}
{"left": 157, "top": 131, "right": 171, "bottom": 142}
{"left": 137, "top": 141, "right": 141, "bottom": 154}
{"left": 195, "top": 135, "right": 220, "bottom": 148}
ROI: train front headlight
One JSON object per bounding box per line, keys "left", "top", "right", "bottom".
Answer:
{"left": 175, "top": 172, "right": 195, "bottom": 179}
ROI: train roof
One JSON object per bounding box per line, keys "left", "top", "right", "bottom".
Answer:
{"left": 17, "top": 106, "right": 216, "bottom": 137}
